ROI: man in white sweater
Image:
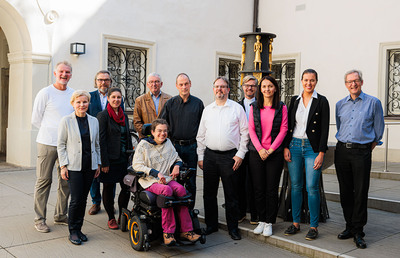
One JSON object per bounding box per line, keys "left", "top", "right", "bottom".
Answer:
{"left": 31, "top": 61, "right": 75, "bottom": 233}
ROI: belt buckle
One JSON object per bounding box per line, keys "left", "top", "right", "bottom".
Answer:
{"left": 179, "top": 140, "right": 185, "bottom": 145}
{"left": 345, "top": 142, "right": 352, "bottom": 149}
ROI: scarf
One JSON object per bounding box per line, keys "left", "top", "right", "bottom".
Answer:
{"left": 107, "top": 103, "right": 125, "bottom": 126}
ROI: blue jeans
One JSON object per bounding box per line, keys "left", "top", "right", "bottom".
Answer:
{"left": 287, "top": 138, "right": 321, "bottom": 228}
{"left": 173, "top": 142, "right": 198, "bottom": 210}
{"left": 89, "top": 179, "right": 101, "bottom": 205}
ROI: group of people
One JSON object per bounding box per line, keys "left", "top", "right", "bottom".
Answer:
{"left": 31, "top": 60, "right": 384, "bottom": 250}
{"left": 228, "top": 69, "right": 383, "bottom": 250}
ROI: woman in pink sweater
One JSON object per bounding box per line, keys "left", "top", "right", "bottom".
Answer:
{"left": 248, "top": 76, "right": 288, "bottom": 237}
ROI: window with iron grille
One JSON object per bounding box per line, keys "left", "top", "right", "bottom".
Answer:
{"left": 218, "top": 58, "right": 242, "bottom": 102}
{"left": 271, "top": 60, "right": 295, "bottom": 106}
{"left": 387, "top": 49, "right": 400, "bottom": 116}
{"left": 107, "top": 44, "right": 147, "bottom": 110}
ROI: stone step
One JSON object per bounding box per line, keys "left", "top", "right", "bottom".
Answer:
{"left": 322, "top": 171, "right": 400, "bottom": 213}
{"left": 198, "top": 214, "right": 354, "bottom": 258}
{"left": 199, "top": 200, "right": 400, "bottom": 258}
{"left": 325, "top": 191, "right": 400, "bottom": 214}
{"left": 324, "top": 167, "right": 400, "bottom": 181}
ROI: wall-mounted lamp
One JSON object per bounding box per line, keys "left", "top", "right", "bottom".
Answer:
{"left": 70, "top": 42, "right": 86, "bottom": 55}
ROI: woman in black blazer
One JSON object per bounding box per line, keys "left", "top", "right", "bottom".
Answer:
{"left": 97, "top": 87, "right": 132, "bottom": 230}
{"left": 283, "top": 69, "right": 330, "bottom": 240}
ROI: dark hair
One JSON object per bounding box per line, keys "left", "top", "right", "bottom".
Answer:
{"left": 256, "top": 76, "right": 280, "bottom": 110}
{"left": 151, "top": 118, "right": 169, "bottom": 132}
{"left": 301, "top": 68, "right": 318, "bottom": 81}
{"left": 107, "top": 87, "right": 122, "bottom": 97}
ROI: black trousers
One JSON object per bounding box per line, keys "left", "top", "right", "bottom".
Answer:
{"left": 103, "top": 181, "right": 130, "bottom": 221}
{"left": 174, "top": 142, "right": 198, "bottom": 210}
{"left": 249, "top": 150, "right": 283, "bottom": 224}
{"left": 237, "top": 152, "right": 257, "bottom": 220}
{"left": 334, "top": 143, "right": 372, "bottom": 235}
{"left": 68, "top": 169, "right": 95, "bottom": 234}
{"left": 203, "top": 148, "right": 239, "bottom": 231}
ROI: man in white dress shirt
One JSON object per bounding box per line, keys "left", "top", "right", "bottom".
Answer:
{"left": 31, "top": 61, "right": 75, "bottom": 233}
{"left": 196, "top": 76, "right": 249, "bottom": 240}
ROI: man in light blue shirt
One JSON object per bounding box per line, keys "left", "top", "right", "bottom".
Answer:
{"left": 335, "top": 69, "right": 384, "bottom": 249}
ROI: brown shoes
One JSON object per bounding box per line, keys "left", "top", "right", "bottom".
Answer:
{"left": 88, "top": 204, "right": 100, "bottom": 215}
{"left": 163, "top": 233, "right": 176, "bottom": 246}
{"left": 180, "top": 231, "right": 201, "bottom": 242}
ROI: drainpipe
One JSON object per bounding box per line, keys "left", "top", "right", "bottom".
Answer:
{"left": 253, "top": 0, "right": 260, "bottom": 32}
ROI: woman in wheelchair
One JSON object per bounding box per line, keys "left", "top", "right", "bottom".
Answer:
{"left": 132, "top": 119, "right": 200, "bottom": 246}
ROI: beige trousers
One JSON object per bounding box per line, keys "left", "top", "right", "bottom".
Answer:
{"left": 33, "top": 143, "right": 70, "bottom": 223}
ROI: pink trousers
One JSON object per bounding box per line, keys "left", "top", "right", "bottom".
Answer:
{"left": 146, "top": 180, "right": 193, "bottom": 233}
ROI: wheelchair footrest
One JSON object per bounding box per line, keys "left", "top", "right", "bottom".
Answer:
{"left": 156, "top": 194, "right": 194, "bottom": 208}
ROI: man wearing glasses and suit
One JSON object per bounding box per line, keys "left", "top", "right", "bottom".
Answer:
{"left": 87, "top": 70, "right": 124, "bottom": 215}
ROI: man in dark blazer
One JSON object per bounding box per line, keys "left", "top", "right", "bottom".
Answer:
{"left": 87, "top": 70, "right": 124, "bottom": 215}
{"left": 237, "top": 75, "right": 258, "bottom": 224}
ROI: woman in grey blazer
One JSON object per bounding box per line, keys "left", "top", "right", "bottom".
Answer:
{"left": 58, "top": 90, "right": 101, "bottom": 245}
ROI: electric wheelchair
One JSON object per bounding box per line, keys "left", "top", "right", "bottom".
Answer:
{"left": 120, "top": 124, "right": 206, "bottom": 251}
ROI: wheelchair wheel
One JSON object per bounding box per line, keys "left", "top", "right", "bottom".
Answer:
{"left": 129, "top": 216, "right": 147, "bottom": 251}
{"left": 199, "top": 234, "right": 206, "bottom": 244}
{"left": 120, "top": 212, "right": 128, "bottom": 232}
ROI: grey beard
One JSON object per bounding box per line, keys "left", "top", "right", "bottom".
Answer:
{"left": 99, "top": 88, "right": 108, "bottom": 94}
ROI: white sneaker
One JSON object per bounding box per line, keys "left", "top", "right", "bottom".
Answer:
{"left": 262, "top": 223, "right": 273, "bottom": 236}
{"left": 254, "top": 222, "right": 266, "bottom": 235}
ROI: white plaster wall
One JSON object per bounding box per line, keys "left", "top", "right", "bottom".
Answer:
{"left": 21, "top": 0, "right": 253, "bottom": 106}
{"left": 2, "top": 0, "right": 253, "bottom": 166}
{"left": 260, "top": 0, "right": 400, "bottom": 161}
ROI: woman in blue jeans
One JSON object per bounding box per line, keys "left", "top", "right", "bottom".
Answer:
{"left": 283, "top": 69, "right": 330, "bottom": 240}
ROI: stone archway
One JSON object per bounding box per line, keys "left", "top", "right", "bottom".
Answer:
{"left": 0, "top": 1, "right": 51, "bottom": 166}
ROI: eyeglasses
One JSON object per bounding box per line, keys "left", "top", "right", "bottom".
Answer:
{"left": 345, "top": 79, "right": 361, "bottom": 85}
{"left": 243, "top": 84, "right": 257, "bottom": 88}
{"left": 213, "top": 85, "right": 228, "bottom": 89}
{"left": 148, "top": 80, "right": 161, "bottom": 84}
{"left": 96, "top": 79, "right": 111, "bottom": 82}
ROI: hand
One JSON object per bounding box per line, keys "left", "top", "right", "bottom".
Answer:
{"left": 284, "top": 148, "right": 291, "bottom": 162}
{"left": 170, "top": 165, "right": 180, "bottom": 179}
{"left": 371, "top": 142, "right": 378, "bottom": 150}
{"left": 313, "top": 152, "right": 325, "bottom": 170}
{"left": 61, "top": 167, "right": 69, "bottom": 181}
{"left": 198, "top": 160, "right": 204, "bottom": 170}
{"left": 94, "top": 165, "right": 101, "bottom": 178}
{"left": 232, "top": 156, "right": 243, "bottom": 171}
{"left": 101, "top": 166, "right": 109, "bottom": 173}
{"left": 158, "top": 172, "right": 166, "bottom": 185}
{"left": 258, "top": 148, "right": 269, "bottom": 161}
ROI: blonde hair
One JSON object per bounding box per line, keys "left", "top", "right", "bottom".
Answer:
{"left": 70, "top": 90, "right": 90, "bottom": 104}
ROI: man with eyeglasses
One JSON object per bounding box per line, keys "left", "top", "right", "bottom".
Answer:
{"left": 133, "top": 72, "right": 171, "bottom": 138}
{"left": 237, "top": 75, "right": 258, "bottom": 225}
{"left": 159, "top": 73, "right": 204, "bottom": 211}
{"left": 335, "top": 69, "right": 384, "bottom": 249}
{"left": 196, "top": 76, "right": 249, "bottom": 240}
{"left": 87, "top": 70, "right": 124, "bottom": 215}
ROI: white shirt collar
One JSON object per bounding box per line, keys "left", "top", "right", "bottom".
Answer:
{"left": 296, "top": 90, "right": 318, "bottom": 100}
